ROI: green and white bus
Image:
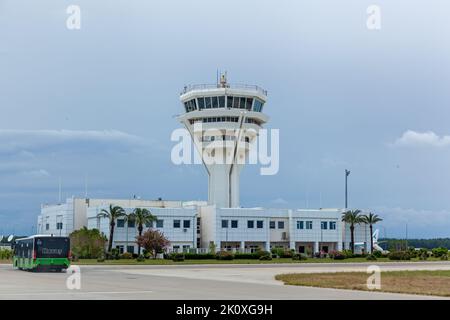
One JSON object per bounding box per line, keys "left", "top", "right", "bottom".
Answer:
{"left": 13, "top": 235, "right": 71, "bottom": 272}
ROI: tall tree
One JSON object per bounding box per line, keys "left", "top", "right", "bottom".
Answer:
{"left": 129, "top": 208, "right": 157, "bottom": 255}
{"left": 97, "top": 205, "right": 126, "bottom": 253}
{"left": 342, "top": 209, "right": 363, "bottom": 254}
{"left": 361, "top": 212, "right": 383, "bottom": 253}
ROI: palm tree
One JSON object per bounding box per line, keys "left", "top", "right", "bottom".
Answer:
{"left": 361, "top": 212, "right": 383, "bottom": 253}
{"left": 97, "top": 205, "right": 126, "bottom": 253}
{"left": 342, "top": 209, "right": 363, "bottom": 254}
{"left": 129, "top": 208, "right": 157, "bottom": 255}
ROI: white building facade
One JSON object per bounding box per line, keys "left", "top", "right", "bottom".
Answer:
{"left": 35, "top": 77, "right": 372, "bottom": 255}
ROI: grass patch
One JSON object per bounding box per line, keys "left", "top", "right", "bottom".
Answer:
{"left": 275, "top": 270, "right": 450, "bottom": 297}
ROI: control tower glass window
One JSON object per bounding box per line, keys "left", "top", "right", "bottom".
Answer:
{"left": 239, "top": 97, "right": 246, "bottom": 109}
{"left": 198, "top": 97, "right": 205, "bottom": 110}
{"left": 218, "top": 96, "right": 225, "bottom": 108}
{"left": 253, "top": 99, "right": 264, "bottom": 112}
{"left": 246, "top": 98, "right": 253, "bottom": 111}
{"left": 205, "top": 97, "right": 212, "bottom": 109}
{"left": 233, "top": 96, "right": 240, "bottom": 108}
{"left": 227, "top": 96, "right": 233, "bottom": 108}
{"left": 212, "top": 96, "right": 219, "bottom": 108}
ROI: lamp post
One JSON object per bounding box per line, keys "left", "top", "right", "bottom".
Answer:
{"left": 345, "top": 169, "right": 350, "bottom": 208}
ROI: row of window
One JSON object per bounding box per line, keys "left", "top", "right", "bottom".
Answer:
{"left": 222, "top": 220, "right": 264, "bottom": 229}
{"left": 189, "top": 116, "right": 262, "bottom": 126}
{"left": 297, "top": 221, "right": 337, "bottom": 230}
{"left": 200, "top": 135, "right": 250, "bottom": 143}
{"left": 221, "top": 220, "right": 337, "bottom": 230}
{"left": 184, "top": 96, "right": 265, "bottom": 113}
{"left": 116, "top": 219, "right": 192, "bottom": 229}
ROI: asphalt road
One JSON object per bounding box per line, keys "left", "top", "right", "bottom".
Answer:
{"left": 1, "top": 261, "right": 449, "bottom": 300}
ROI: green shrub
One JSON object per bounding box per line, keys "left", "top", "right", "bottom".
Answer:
{"left": 184, "top": 253, "right": 215, "bottom": 260}
{"left": 234, "top": 253, "right": 260, "bottom": 260}
{"left": 388, "top": 251, "right": 411, "bottom": 260}
{"left": 136, "top": 255, "right": 145, "bottom": 262}
{"left": 0, "top": 249, "right": 12, "bottom": 260}
{"left": 292, "top": 253, "right": 307, "bottom": 261}
{"left": 372, "top": 250, "right": 383, "bottom": 258}
{"left": 366, "top": 254, "right": 377, "bottom": 261}
{"left": 432, "top": 247, "right": 448, "bottom": 258}
{"left": 440, "top": 254, "right": 448, "bottom": 260}
{"left": 120, "top": 252, "right": 133, "bottom": 259}
{"left": 69, "top": 227, "right": 107, "bottom": 259}
{"left": 97, "top": 255, "right": 105, "bottom": 262}
{"left": 419, "top": 253, "right": 428, "bottom": 260}
{"left": 170, "top": 253, "right": 185, "bottom": 262}
{"left": 215, "top": 251, "right": 234, "bottom": 260}
{"left": 342, "top": 250, "right": 354, "bottom": 259}
{"left": 329, "top": 250, "right": 346, "bottom": 260}
{"left": 259, "top": 252, "right": 272, "bottom": 261}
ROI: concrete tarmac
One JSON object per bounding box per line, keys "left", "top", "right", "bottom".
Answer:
{"left": 1, "top": 261, "right": 449, "bottom": 300}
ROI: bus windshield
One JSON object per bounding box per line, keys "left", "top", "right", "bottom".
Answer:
{"left": 35, "top": 237, "right": 70, "bottom": 258}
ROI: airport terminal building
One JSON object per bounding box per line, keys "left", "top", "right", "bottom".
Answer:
{"left": 36, "top": 76, "right": 371, "bottom": 254}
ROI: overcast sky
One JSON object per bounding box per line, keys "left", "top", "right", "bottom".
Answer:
{"left": 0, "top": 0, "right": 449, "bottom": 238}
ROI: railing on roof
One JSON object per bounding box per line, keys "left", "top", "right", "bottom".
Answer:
{"left": 180, "top": 83, "right": 267, "bottom": 96}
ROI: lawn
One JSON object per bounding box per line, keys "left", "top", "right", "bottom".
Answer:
{"left": 275, "top": 270, "right": 450, "bottom": 297}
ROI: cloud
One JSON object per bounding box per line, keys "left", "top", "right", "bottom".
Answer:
{"left": 271, "top": 197, "right": 288, "bottom": 205}
{"left": 372, "top": 206, "right": 450, "bottom": 238}
{"left": 392, "top": 130, "right": 450, "bottom": 148}
{"left": 0, "top": 129, "right": 146, "bottom": 156}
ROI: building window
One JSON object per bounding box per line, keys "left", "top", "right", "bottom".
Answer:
{"left": 173, "top": 220, "right": 181, "bottom": 228}
{"left": 221, "top": 220, "right": 228, "bottom": 228}
{"left": 127, "top": 246, "right": 135, "bottom": 254}
{"left": 247, "top": 220, "right": 254, "bottom": 228}
{"left": 329, "top": 221, "right": 336, "bottom": 230}
{"left": 269, "top": 221, "right": 276, "bottom": 229}
{"left": 116, "top": 245, "right": 124, "bottom": 254}
{"left": 128, "top": 220, "right": 135, "bottom": 228}
{"left": 205, "top": 97, "right": 212, "bottom": 109}
{"left": 297, "top": 221, "right": 304, "bottom": 229}
{"left": 278, "top": 221, "right": 285, "bottom": 229}
{"left": 197, "top": 97, "right": 205, "bottom": 110}
{"left": 183, "top": 220, "right": 191, "bottom": 228}
{"left": 182, "top": 245, "right": 190, "bottom": 252}
{"left": 156, "top": 220, "right": 164, "bottom": 228}
{"left": 321, "top": 221, "right": 328, "bottom": 230}
{"left": 145, "top": 221, "right": 153, "bottom": 228}
{"left": 218, "top": 96, "right": 225, "bottom": 108}
{"left": 56, "top": 222, "right": 63, "bottom": 230}
{"left": 117, "top": 219, "right": 125, "bottom": 228}
{"left": 172, "top": 245, "right": 180, "bottom": 253}
{"left": 231, "top": 220, "right": 238, "bottom": 228}
{"left": 306, "top": 221, "right": 313, "bottom": 229}
{"left": 256, "top": 220, "right": 264, "bottom": 228}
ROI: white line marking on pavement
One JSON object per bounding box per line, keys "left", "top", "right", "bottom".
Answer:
{"left": 0, "top": 290, "right": 153, "bottom": 296}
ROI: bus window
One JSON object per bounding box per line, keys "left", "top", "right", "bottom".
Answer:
{"left": 35, "top": 237, "right": 70, "bottom": 258}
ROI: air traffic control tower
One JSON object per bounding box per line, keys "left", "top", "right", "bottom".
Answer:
{"left": 178, "top": 74, "right": 269, "bottom": 208}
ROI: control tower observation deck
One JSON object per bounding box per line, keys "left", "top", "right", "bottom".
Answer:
{"left": 177, "top": 74, "right": 269, "bottom": 208}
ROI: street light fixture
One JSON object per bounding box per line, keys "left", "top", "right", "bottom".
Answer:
{"left": 345, "top": 169, "right": 350, "bottom": 208}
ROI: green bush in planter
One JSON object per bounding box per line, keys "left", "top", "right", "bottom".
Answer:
{"left": 170, "top": 253, "right": 185, "bottom": 262}
{"left": 259, "top": 253, "right": 272, "bottom": 261}
{"left": 136, "top": 255, "right": 145, "bottom": 262}
{"left": 120, "top": 252, "right": 133, "bottom": 259}
{"left": 215, "top": 251, "right": 234, "bottom": 260}
{"left": 292, "top": 253, "right": 307, "bottom": 261}
{"left": 432, "top": 247, "right": 448, "bottom": 258}
{"left": 388, "top": 251, "right": 411, "bottom": 260}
